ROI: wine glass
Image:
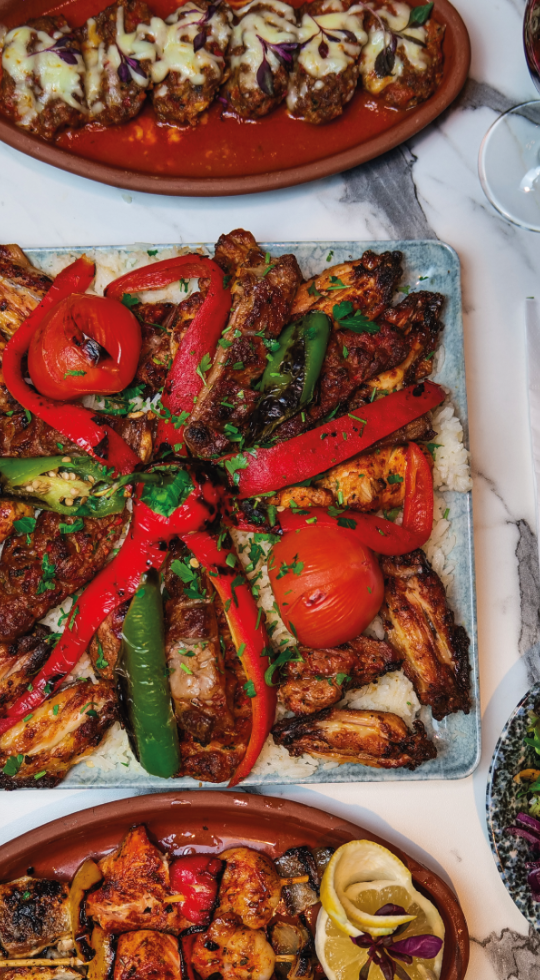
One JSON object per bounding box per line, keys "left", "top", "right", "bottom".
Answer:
{"left": 478, "top": 0, "right": 540, "bottom": 232}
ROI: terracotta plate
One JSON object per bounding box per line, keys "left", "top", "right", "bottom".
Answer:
{"left": 0, "top": 0, "right": 470, "bottom": 197}
{"left": 0, "top": 790, "right": 469, "bottom": 979}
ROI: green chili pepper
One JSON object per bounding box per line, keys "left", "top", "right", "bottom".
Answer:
{"left": 250, "top": 310, "right": 331, "bottom": 442}
{"left": 116, "top": 569, "right": 180, "bottom": 779}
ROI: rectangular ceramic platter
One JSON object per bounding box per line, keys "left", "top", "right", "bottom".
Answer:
{"left": 21, "top": 240, "right": 479, "bottom": 787}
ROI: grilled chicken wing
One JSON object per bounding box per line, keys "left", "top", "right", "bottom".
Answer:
{"left": 0, "top": 500, "right": 34, "bottom": 543}
{"left": 0, "top": 877, "right": 70, "bottom": 957}
{"left": 380, "top": 550, "right": 471, "bottom": 720}
{"left": 217, "top": 847, "right": 281, "bottom": 929}
{"left": 114, "top": 931, "right": 181, "bottom": 980}
{"left": 89, "top": 602, "right": 129, "bottom": 681}
{"left": 192, "top": 915, "right": 276, "bottom": 980}
{"left": 0, "top": 510, "right": 125, "bottom": 643}
{"left": 0, "top": 625, "right": 54, "bottom": 714}
{"left": 280, "top": 636, "right": 401, "bottom": 715}
{"left": 0, "top": 680, "right": 116, "bottom": 788}
{"left": 0, "top": 245, "right": 52, "bottom": 339}
{"left": 86, "top": 826, "right": 190, "bottom": 935}
{"left": 184, "top": 230, "right": 302, "bottom": 458}
{"left": 272, "top": 707, "right": 436, "bottom": 769}
{"left": 0, "top": 412, "right": 152, "bottom": 463}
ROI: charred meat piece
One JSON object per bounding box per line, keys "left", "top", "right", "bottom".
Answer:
{"left": 86, "top": 825, "right": 190, "bottom": 935}
{"left": 0, "top": 412, "right": 152, "bottom": 462}
{"left": 0, "top": 17, "right": 86, "bottom": 141}
{"left": 114, "top": 931, "right": 181, "bottom": 980}
{"left": 133, "top": 301, "right": 175, "bottom": 394}
{"left": 287, "top": 0, "right": 367, "bottom": 124}
{"left": 360, "top": 3, "right": 444, "bottom": 109}
{"left": 184, "top": 230, "right": 302, "bottom": 458}
{"left": 380, "top": 549, "right": 471, "bottom": 720}
{"left": 280, "top": 636, "right": 401, "bottom": 715}
{"left": 273, "top": 707, "right": 436, "bottom": 769}
{"left": 0, "top": 624, "right": 54, "bottom": 714}
{"left": 274, "top": 846, "right": 320, "bottom": 915}
{"left": 0, "top": 510, "right": 125, "bottom": 643}
{"left": 78, "top": 0, "right": 154, "bottom": 126}
{"left": 89, "top": 601, "right": 129, "bottom": 681}
{"left": 223, "top": 0, "right": 298, "bottom": 119}
{"left": 0, "top": 245, "right": 52, "bottom": 339}
{"left": 348, "top": 413, "right": 435, "bottom": 452}
{"left": 163, "top": 540, "right": 233, "bottom": 745}
{"left": 192, "top": 915, "right": 276, "bottom": 980}
{"left": 218, "top": 847, "right": 281, "bottom": 929}
{"left": 0, "top": 680, "right": 117, "bottom": 788}
{"left": 0, "top": 499, "right": 34, "bottom": 543}
{"left": 292, "top": 250, "right": 402, "bottom": 322}
{"left": 0, "top": 876, "right": 70, "bottom": 957}
{"left": 148, "top": 2, "right": 232, "bottom": 126}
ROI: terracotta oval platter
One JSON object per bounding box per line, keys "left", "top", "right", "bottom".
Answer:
{"left": 0, "top": 0, "right": 470, "bottom": 196}
{"left": 0, "top": 791, "right": 469, "bottom": 979}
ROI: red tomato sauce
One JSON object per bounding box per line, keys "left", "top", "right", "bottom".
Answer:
{"left": 6, "top": 0, "right": 413, "bottom": 180}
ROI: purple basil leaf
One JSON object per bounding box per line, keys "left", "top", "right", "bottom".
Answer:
{"left": 52, "top": 34, "right": 74, "bottom": 48}
{"left": 387, "top": 949, "right": 413, "bottom": 964}
{"left": 376, "top": 904, "right": 407, "bottom": 916}
{"left": 528, "top": 867, "right": 540, "bottom": 894}
{"left": 267, "top": 40, "right": 297, "bottom": 69}
{"left": 323, "top": 31, "right": 343, "bottom": 42}
{"left": 517, "top": 812, "right": 540, "bottom": 834}
{"left": 318, "top": 39, "right": 329, "bottom": 58}
{"left": 506, "top": 826, "right": 540, "bottom": 845}
{"left": 193, "top": 30, "right": 206, "bottom": 51}
{"left": 393, "top": 963, "right": 412, "bottom": 980}
{"left": 390, "top": 934, "right": 443, "bottom": 959}
{"left": 376, "top": 950, "right": 395, "bottom": 980}
{"left": 340, "top": 28, "right": 358, "bottom": 43}
{"left": 117, "top": 61, "right": 131, "bottom": 83}
{"left": 218, "top": 96, "right": 229, "bottom": 105}
{"left": 125, "top": 55, "right": 146, "bottom": 78}
{"left": 359, "top": 960, "right": 372, "bottom": 980}
{"left": 374, "top": 42, "right": 395, "bottom": 77}
{"left": 256, "top": 56, "right": 274, "bottom": 96}
{"left": 57, "top": 49, "right": 78, "bottom": 65}
{"left": 351, "top": 935, "right": 373, "bottom": 949}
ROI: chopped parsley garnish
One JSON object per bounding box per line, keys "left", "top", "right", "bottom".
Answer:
{"left": 237, "top": 642, "right": 246, "bottom": 658}
{"left": 398, "top": 284, "right": 411, "bottom": 295}
{"left": 34, "top": 771, "right": 47, "bottom": 780}
{"left": 14, "top": 516, "right": 36, "bottom": 537}
{"left": 408, "top": 2, "right": 433, "bottom": 26}
{"left": 2, "top": 754, "right": 23, "bottom": 776}
{"left": 307, "top": 281, "right": 321, "bottom": 297}
{"left": 337, "top": 516, "right": 357, "bottom": 530}
{"left": 53, "top": 704, "right": 60, "bottom": 716}
{"left": 336, "top": 673, "right": 351, "bottom": 685}
{"left": 140, "top": 467, "right": 193, "bottom": 517}
{"left": 426, "top": 442, "right": 442, "bottom": 459}
{"left": 387, "top": 473, "right": 404, "bottom": 484}
{"left": 171, "top": 559, "right": 207, "bottom": 599}
{"left": 59, "top": 518, "right": 84, "bottom": 535}
{"left": 36, "top": 553, "right": 56, "bottom": 596}
{"left": 223, "top": 274, "right": 232, "bottom": 288}
{"left": 63, "top": 369, "right": 86, "bottom": 378}
{"left": 342, "top": 345, "right": 349, "bottom": 359}
{"left": 443, "top": 507, "right": 450, "bottom": 520}
{"left": 121, "top": 293, "right": 140, "bottom": 309}
{"left": 196, "top": 352, "right": 212, "bottom": 385}
{"left": 276, "top": 556, "right": 304, "bottom": 579}
{"left": 224, "top": 452, "right": 249, "bottom": 486}
{"left": 244, "top": 680, "right": 257, "bottom": 698}
{"left": 147, "top": 249, "right": 158, "bottom": 256}
{"left": 333, "top": 301, "right": 380, "bottom": 334}
{"left": 95, "top": 640, "right": 109, "bottom": 671}
{"left": 326, "top": 250, "right": 334, "bottom": 262}
{"left": 225, "top": 553, "right": 237, "bottom": 568}
{"left": 23, "top": 713, "right": 33, "bottom": 723}
{"left": 232, "top": 361, "right": 244, "bottom": 370}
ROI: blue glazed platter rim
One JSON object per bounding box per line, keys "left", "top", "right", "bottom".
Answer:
{"left": 21, "top": 239, "right": 479, "bottom": 789}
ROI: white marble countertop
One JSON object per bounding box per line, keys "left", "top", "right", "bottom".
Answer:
{"left": 0, "top": 0, "right": 539, "bottom": 976}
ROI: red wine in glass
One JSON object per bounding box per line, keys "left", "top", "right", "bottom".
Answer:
{"left": 525, "top": 0, "right": 540, "bottom": 93}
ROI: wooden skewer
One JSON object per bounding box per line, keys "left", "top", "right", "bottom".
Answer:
{"left": 275, "top": 955, "right": 297, "bottom": 962}
{"left": 0, "top": 958, "right": 84, "bottom": 967}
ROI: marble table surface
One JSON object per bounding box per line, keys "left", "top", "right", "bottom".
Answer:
{"left": 0, "top": 0, "right": 539, "bottom": 976}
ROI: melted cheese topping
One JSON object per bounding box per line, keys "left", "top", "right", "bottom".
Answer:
{"left": 139, "top": 4, "right": 232, "bottom": 87}
{"left": 2, "top": 25, "right": 85, "bottom": 125}
{"left": 82, "top": 6, "right": 155, "bottom": 114}
{"left": 296, "top": 4, "right": 367, "bottom": 80}
{"left": 360, "top": 2, "right": 429, "bottom": 93}
{"left": 230, "top": 0, "right": 298, "bottom": 92}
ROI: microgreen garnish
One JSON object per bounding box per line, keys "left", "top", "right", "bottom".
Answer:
{"left": 196, "top": 352, "right": 212, "bottom": 385}
{"left": 256, "top": 36, "right": 298, "bottom": 95}
{"left": 244, "top": 679, "right": 257, "bottom": 698}
{"left": 333, "top": 301, "right": 380, "bottom": 334}
{"left": 36, "top": 553, "right": 56, "bottom": 596}
{"left": 59, "top": 518, "right": 84, "bottom": 534}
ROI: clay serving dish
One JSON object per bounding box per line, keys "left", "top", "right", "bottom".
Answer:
{"left": 0, "top": 0, "right": 470, "bottom": 196}
{"left": 0, "top": 791, "right": 469, "bottom": 979}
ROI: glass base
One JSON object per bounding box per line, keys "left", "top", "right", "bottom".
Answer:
{"left": 479, "top": 101, "right": 540, "bottom": 232}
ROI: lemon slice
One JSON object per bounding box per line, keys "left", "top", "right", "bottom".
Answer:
{"left": 316, "top": 908, "right": 444, "bottom": 980}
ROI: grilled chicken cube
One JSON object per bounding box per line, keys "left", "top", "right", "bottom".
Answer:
{"left": 223, "top": 0, "right": 298, "bottom": 119}
{"left": 0, "top": 245, "right": 52, "bottom": 339}
{"left": 287, "top": 0, "right": 367, "bottom": 124}
{"left": 380, "top": 549, "right": 471, "bottom": 720}
{"left": 148, "top": 2, "right": 232, "bottom": 126}
{"left": 273, "top": 706, "right": 436, "bottom": 769}
{"left": 86, "top": 825, "right": 190, "bottom": 935}
{"left": 0, "top": 625, "right": 54, "bottom": 715}
{"left": 0, "top": 499, "right": 34, "bottom": 544}
{"left": 184, "top": 229, "right": 302, "bottom": 458}
{"left": 0, "top": 510, "right": 125, "bottom": 643}
{"left": 217, "top": 847, "right": 281, "bottom": 929}
{"left": 280, "top": 636, "right": 401, "bottom": 715}
{"left": 78, "top": 0, "right": 153, "bottom": 126}
{"left": 0, "top": 17, "right": 86, "bottom": 141}
{"left": 114, "top": 931, "right": 181, "bottom": 980}
{"left": 0, "top": 680, "right": 117, "bottom": 788}
{"left": 360, "top": 2, "right": 444, "bottom": 109}
{"left": 0, "top": 876, "right": 71, "bottom": 957}
{"left": 316, "top": 443, "right": 414, "bottom": 512}
{"left": 192, "top": 915, "right": 276, "bottom": 980}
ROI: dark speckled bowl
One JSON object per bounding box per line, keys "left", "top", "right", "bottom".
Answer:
{"left": 487, "top": 683, "right": 540, "bottom": 929}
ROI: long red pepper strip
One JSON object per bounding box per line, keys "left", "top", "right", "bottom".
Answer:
{"left": 278, "top": 443, "right": 434, "bottom": 556}
{"left": 104, "top": 255, "right": 231, "bottom": 454}
{"left": 3, "top": 257, "right": 140, "bottom": 476}
{"left": 231, "top": 381, "right": 446, "bottom": 498}
{"left": 182, "top": 530, "right": 276, "bottom": 788}
{"left": 0, "top": 480, "right": 220, "bottom": 739}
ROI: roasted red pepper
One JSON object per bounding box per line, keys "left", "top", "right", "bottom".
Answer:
{"left": 170, "top": 854, "right": 223, "bottom": 926}
{"left": 3, "top": 257, "right": 140, "bottom": 476}
{"left": 230, "top": 381, "right": 446, "bottom": 498}
{"left": 105, "top": 255, "right": 231, "bottom": 453}
{"left": 182, "top": 530, "right": 276, "bottom": 788}
{"left": 0, "top": 471, "right": 220, "bottom": 739}
{"left": 278, "top": 442, "right": 434, "bottom": 555}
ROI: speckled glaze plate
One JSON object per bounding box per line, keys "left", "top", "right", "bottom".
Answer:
{"left": 20, "top": 239, "right": 479, "bottom": 789}
{"left": 486, "top": 684, "right": 540, "bottom": 929}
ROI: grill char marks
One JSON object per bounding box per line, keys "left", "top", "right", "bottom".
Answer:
{"left": 0, "top": 876, "right": 71, "bottom": 957}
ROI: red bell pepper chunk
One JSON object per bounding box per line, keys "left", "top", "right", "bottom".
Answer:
{"left": 0, "top": 476, "right": 220, "bottom": 739}
{"left": 170, "top": 854, "right": 223, "bottom": 926}
{"left": 105, "top": 254, "right": 231, "bottom": 453}
{"left": 230, "top": 381, "right": 446, "bottom": 498}
{"left": 182, "top": 530, "right": 276, "bottom": 788}
{"left": 278, "top": 442, "right": 434, "bottom": 555}
{"left": 2, "top": 257, "right": 140, "bottom": 477}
